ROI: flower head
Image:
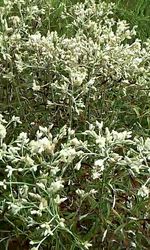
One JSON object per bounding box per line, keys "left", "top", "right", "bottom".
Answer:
{"left": 0, "top": 124, "right": 6, "bottom": 139}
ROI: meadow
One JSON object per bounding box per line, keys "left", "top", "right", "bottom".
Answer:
{"left": 0, "top": 0, "right": 150, "bottom": 249}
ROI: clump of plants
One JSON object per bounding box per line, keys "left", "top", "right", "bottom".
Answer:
{"left": 0, "top": 0, "right": 150, "bottom": 249}
{"left": 0, "top": 0, "right": 150, "bottom": 134}
{"left": 0, "top": 115, "right": 150, "bottom": 249}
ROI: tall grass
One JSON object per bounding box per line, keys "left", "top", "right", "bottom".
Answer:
{"left": 104, "top": 0, "right": 150, "bottom": 40}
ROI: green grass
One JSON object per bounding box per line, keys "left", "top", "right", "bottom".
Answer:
{"left": 103, "top": 0, "right": 150, "bottom": 40}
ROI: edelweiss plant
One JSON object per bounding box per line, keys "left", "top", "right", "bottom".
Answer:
{"left": 0, "top": 115, "right": 150, "bottom": 249}
{"left": 0, "top": 0, "right": 150, "bottom": 133}
{"left": 0, "top": 0, "right": 150, "bottom": 249}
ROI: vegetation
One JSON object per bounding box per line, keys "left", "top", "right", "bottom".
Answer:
{"left": 0, "top": 0, "right": 150, "bottom": 249}
{"left": 104, "top": 0, "right": 150, "bottom": 40}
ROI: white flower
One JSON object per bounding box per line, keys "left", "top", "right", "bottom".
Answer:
{"left": 9, "top": 144, "right": 20, "bottom": 153}
{"left": 39, "top": 126, "right": 48, "bottom": 133}
{"left": 50, "top": 166, "right": 60, "bottom": 176}
{"left": 36, "top": 130, "right": 43, "bottom": 139}
{"left": 96, "top": 121, "right": 103, "bottom": 130}
{"left": 39, "top": 198, "right": 48, "bottom": 210}
{"left": 32, "top": 80, "right": 40, "bottom": 91}
{"left": 54, "top": 194, "right": 67, "bottom": 205}
{"left": 41, "top": 222, "right": 53, "bottom": 236}
{"left": 0, "top": 124, "right": 6, "bottom": 139}
{"left": 89, "top": 124, "right": 95, "bottom": 130}
{"left": 144, "top": 138, "right": 150, "bottom": 151}
{"left": 10, "top": 15, "right": 20, "bottom": 25}
{"left": 29, "top": 32, "right": 41, "bottom": 44}
{"left": 82, "top": 241, "right": 92, "bottom": 249}
{"left": 19, "top": 185, "right": 29, "bottom": 197}
{"left": 94, "top": 159, "right": 104, "bottom": 167}
{"left": 31, "top": 165, "right": 38, "bottom": 172}
{"left": 70, "top": 138, "right": 80, "bottom": 146}
{"left": 76, "top": 189, "right": 85, "bottom": 197}
{"left": 130, "top": 159, "right": 143, "bottom": 174}
{"left": 40, "top": 137, "right": 55, "bottom": 153}
{"left": 138, "top": 185, "right": 149, "bottom": 198}
{"left": 0, "top": 114, "right": 7, "bottom": 123}
{"left": 49, "top": 178, "right": 64, "bottom": 193}
{"left": 17, "top": 132, "right": 29, "bottom": 144}
{"left": 29, "top": 140, "right": 42, "bottom": 154}
{"left": 29, "top": 137, "right": 55, "bottom": 154}
{"left": 110, "top": 153, "right": 122, "bottom": 162}
{"left": 5, "top": 165, "right": 14, "bottom": 177}
{"left": 8, "top": 202, "right": 22, "bottom": 215}
{"left": 70, "top": 70, "right": 86, "bottom": 86}
{"left": 59, "top": 218, "right": 65, "bottom": 228}
{"left": 30, "top": 210, "right": 42, "bottom": 217}
{"left": 0, "top": 179, "right": 7, "bottom": 189}
{"left": 95, "top": 136, "right": 106, "bottom": 148}
{"left": 60, "top": 147, "right": 76, "bottom": 162}
{"left": 11, "top": 116, "right": 22, "bottom": 124}
{"left": 89, "top": 189, "right": 97, "bottom": 195}
{"left": 25, "top": 154, "right": 34, "bottom": 166}
{"left": 92, "top": 170, "right": 101, "bottom": 179}
{"left": 112, "top": 130, "right": 132, "bottom": 141}
{"left": 74, "top": 161, "right": 81, "bottom": 170}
